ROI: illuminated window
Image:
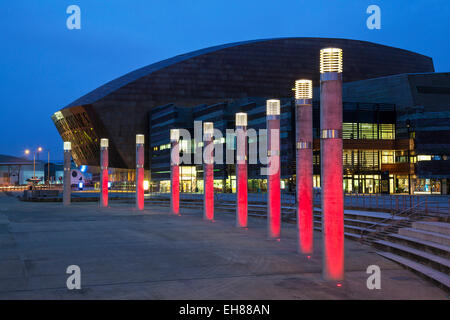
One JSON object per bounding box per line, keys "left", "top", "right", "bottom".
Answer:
{"left": 343, "top": 123, "right": 358, "bottom": 139}
{"left": 380, "top": 124, "right": 395, "bottom": 139}
{"left": 359, "top": 123, "right": 378, "bottom": 140}
{"left": 417, "top": 155, "right": 432, "bottom": 161}
{"left": 381, "top": 151, "right": 395, "bottom": 164}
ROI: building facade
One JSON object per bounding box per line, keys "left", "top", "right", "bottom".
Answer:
{"left": 51, "top": 37, "right": 450, "bottom": 194}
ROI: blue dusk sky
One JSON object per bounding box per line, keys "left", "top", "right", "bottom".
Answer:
{"left": 0, "top": 0, "right": 449, "bottom": 159}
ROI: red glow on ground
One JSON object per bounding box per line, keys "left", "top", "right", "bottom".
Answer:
{"left": 337, "top": 283, "right": 342, "bottom": 287}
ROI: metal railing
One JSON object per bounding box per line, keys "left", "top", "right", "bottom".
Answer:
{"left": 359, "top": 200, "right": 438, "bottom": 244}
{"left": 313, "top": 193, "right": 450, "bottom": 215}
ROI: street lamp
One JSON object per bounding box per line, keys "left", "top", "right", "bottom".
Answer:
{"left": 26, "top": 147, "right": 43, "bottom": 182}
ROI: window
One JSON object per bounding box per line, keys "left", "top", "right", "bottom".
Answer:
{"left": 359, "top": 123, "right": 378, "bottom": 140}
{"left": 343, "top": 123, "right": 358, "bottom": 139}
{"left": 379, "top": 124, "right": 395, "bottom": 139}
{"left": 417, "top": 155, "right": 432, "bottom": 161}
{"left": 381, "top": 151, "right": 395, "bottom": 164}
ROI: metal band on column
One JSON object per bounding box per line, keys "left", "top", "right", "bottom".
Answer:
{"left": 100, "top": 139, "right": 109, "bottom": 208}
{"left": 320, "top": 48, "right": 344, "bottom": 281}
{"left": 236, "top": 113, "right": 248, "bottom": 228}
{"left": 203, "top": 123, "right": 214, "bottom": 221}
{"left": 266, "top": 100, "right": 281, "bottom": 240}
{"left": 136, "top": 134, "right": 145, "bottom": 211}
{"left": 63, "top": 142, "right": 71, "bottom": 206}
{"left": 170, "top": 129, "right": 180, "bottom": 215}
{"left": 295, "top": 79, "right": 314, "bottom": 255}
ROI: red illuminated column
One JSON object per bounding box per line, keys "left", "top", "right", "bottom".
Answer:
{"left": 170, "top": 129, "right": 180, "bottom": 215}
{"left": 295, "top": 80, "right": 314, "bottom": 254}
{"left": 100, "top": 139, "right": 109, "bottom": 208}
{"left": 236, "top": 113, "right": 248, "bottom": 228}
{"left": 320, "top": 48, "right": 344, "bottom": 281}
{"left": 266, "top": 100, "right": 281, "bottom": 239}
{"left": 63, "top": 142, "right": 72, "bottom": 206}
{"left": 203, "top": 122, "right": 214, "bottom": 221}
{"left": 136, "top": 134, "right": 145, "bottom": 211}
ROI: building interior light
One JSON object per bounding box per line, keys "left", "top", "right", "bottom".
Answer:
{"left": 143, "top": 180, "right": 149, "bottom": 191}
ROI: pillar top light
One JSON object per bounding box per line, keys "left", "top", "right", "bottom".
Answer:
{"left": 203, "top": 122, "right": 214, "bottom": 135}
{"left": 236, "top": 113, "right": 247, "bottom": 126}
{"left": 266, "top": 99, "right": 280, "bottom": 115}
{"left": 100, "top": 138, "right": 109, "bottom": 148}
{"left": 136, "top": 134, "right": 145, "bottom": 144}
{"left": 63, "top": 141, "right": 71, "bottom": 151}
{"left": 320, "top": 48, "right": 343, "bottom": 74}
{"left": 294, "top": 79, "right": 313, "bottom": 99}
{"left": 170, "top": 129, "right": 180, "bottom": 142}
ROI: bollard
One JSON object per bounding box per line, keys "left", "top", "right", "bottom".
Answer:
{"left": 63, "top": 142, "right": 72, "bottom": 206}
{"left": 320, "top": 48, "right": 344, "bottom": 281}
{"left": 203, "top": 122, "right": 214, "bottom": 221}
{"left": 294, "top": 80, "right": 313, "bottom": 254}
{"left": 267, "top": 100, "right": 281, "bottom": 240}
{"left": 136, "top": 134, "right": 145, "bottom": 211}
{"left": 100, "top": 139, "right": 109, "bottom": 208}
{"left": 170, "top": 129, "right": 180, "bottom": 215}
{"left": 236, "top": 113, "right": 248, "bottom": 228}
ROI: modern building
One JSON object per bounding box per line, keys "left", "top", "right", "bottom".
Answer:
{"left": 52, "top": 37, "right": 450, "bottom": 194}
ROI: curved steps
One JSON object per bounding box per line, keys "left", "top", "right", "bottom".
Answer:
{"left": 377, "top": 251, "right": 450, "bottom": 292}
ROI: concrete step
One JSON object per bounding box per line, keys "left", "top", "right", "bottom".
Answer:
{"left": 399, "top": 228, "right": 450, "bottom": 247}
{"left": 313, "top": 226, "right": 360, "bottom": 241}
{"left": 314, "top": 220, "right": 373, "bottom": 237}
{"left": 314, "top": 215, "right": 389, "bottom": 229}
{"left": 377, "top": 251, "right": 450, "bottom": 292}
{"left": 373, "top": 239, "right": 450, "bottom": 274}
{"left": 412, "top": 221, "right": 450, "bottom": 236}
{"left": 385, "top": 233, "right": 450, "bottom": 259}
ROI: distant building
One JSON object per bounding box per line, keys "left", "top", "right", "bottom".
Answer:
{"left": 0, "top": 154, "right": 67, "bottom": 186}
{"left": 52, "top": 37, "right": 450, "bottom": 194}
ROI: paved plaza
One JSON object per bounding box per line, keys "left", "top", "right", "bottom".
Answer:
{"left": 0, "top": 193, "right": 447, "bottom": 299}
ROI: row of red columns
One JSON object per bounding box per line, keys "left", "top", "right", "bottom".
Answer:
{"left": 62, "top": 47, "right": 344, "bottom": 282}
{"left": 167, "top": 69, "right": 343, "bottom": 281}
